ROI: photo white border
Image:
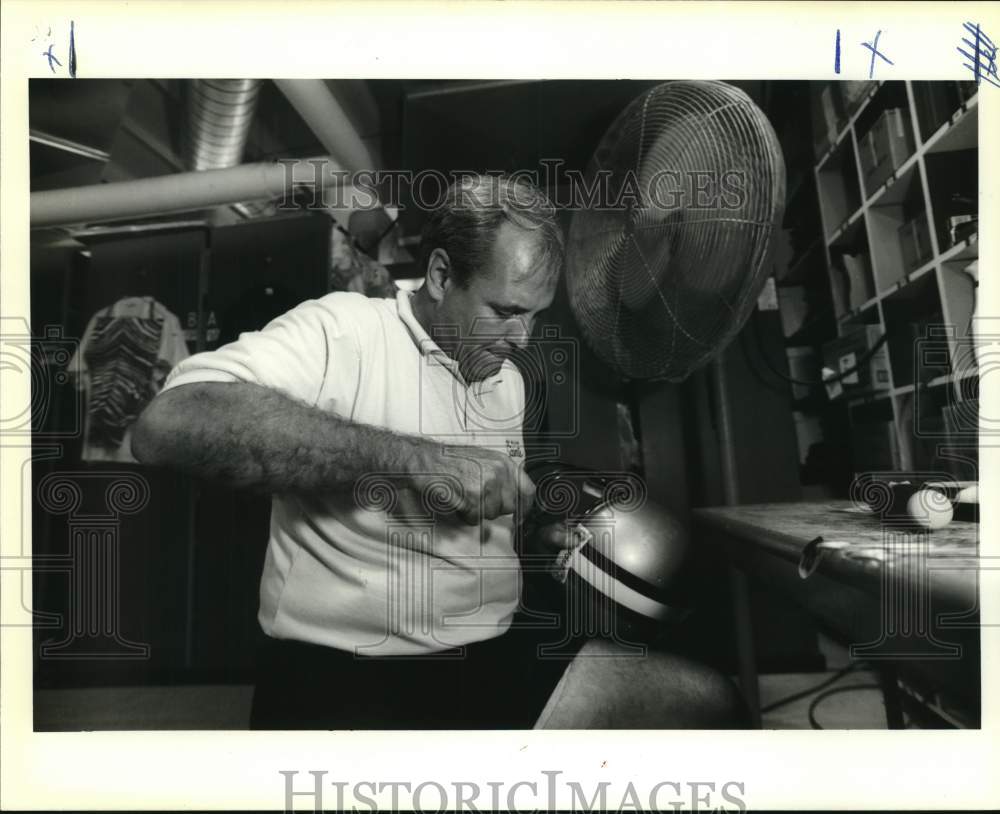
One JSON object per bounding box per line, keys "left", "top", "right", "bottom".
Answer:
{"left": 2, "top": 1, "right": 998, "bottom": 810}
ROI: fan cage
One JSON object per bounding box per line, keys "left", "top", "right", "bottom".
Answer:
{"left": 566, "top": 80, "right": 786, "bottom": 381}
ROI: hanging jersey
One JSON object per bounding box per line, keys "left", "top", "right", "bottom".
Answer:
{"left": 69, "top": 296, "right": 190, "bottom": 462}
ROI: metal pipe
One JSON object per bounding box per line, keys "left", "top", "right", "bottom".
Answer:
{"left": 711, "top": 356, "right": 762, "bottom": 727}
{"left": 29, "top": 129, "right": 110, "bottom": 162}
{"left": 406, "top": 79, "right": 538, "bottom": 100}
{"left": 30, "top": 157, "right": 341, "bottom": 228}
{"left": 711, "top": 358, "right": 740, "bottom": 506}
{"left": 274, "top": 79, "right": 376, "bottom": 174}
{"left": 186, "top": 79, "right": 262, "bottom": 171}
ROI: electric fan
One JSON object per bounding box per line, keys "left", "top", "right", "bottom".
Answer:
{"left": 566, "top": 81, "right": 786, "bottom": 380}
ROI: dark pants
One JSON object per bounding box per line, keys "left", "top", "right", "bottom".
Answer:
{"left": 250, "top": 609, "right": 582, "bottom": 730}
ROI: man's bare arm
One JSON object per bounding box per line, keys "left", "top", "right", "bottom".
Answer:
{"left": 131, "top": 382, "right": 534, "bottom": 520}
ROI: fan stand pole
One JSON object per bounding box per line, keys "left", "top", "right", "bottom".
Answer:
{"left": 620, "top": 380, "right": 645, "bottom": 475}
{"left": 711, "top": 358, "right": 763, "bottom": 728}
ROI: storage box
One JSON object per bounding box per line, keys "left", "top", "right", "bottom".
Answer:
{"left": 822, "top": 325, "right": 891, "bottom": 399}
{"left": 842, "top": 252, "right": 874, "bottom": 309}
{"left": 947, "top": 214, "right": 978, "bottom": 247}
{"left": 863, "top": 108, "right": 914, "bottom": 194}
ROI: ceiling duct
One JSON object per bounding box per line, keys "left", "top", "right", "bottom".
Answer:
{"left": 185, "top": 78, "right": 273, "bottom": 219}
{"left": 186, "top": 79, "right": 261, "bottom": 170}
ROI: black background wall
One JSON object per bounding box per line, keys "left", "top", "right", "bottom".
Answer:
{"left": 32, "top": 211, "right": 331, "bottom": 687}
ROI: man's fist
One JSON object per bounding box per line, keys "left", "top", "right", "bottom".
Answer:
{"left": 407, "top": 442, "right": 535, "bottom": 525}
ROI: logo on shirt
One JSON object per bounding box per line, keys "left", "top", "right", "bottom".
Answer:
{"left": 505, "top": 439, "right": 523, "bottom": 459}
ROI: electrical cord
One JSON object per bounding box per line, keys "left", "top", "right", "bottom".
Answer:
{"left": 759, "top": 660, "right": 863, "bottom": 714}
{"left": 739, "top": 328, "right": 790, "bottom": 398}
{"left": 807, "top": 683, "right": 883, "bottom": 729}
{"left": 749, "top": 310, "right": 890, "bottom": 387}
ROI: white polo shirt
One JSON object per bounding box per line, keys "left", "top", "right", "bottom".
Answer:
{"left": 162, "top": 289, "right": 527, "bottom": 655}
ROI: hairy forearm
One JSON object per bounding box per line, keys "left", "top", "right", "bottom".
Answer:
{"left": 132, "top": 382, "right": 436, "bottom": 493}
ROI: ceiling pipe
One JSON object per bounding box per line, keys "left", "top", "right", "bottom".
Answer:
{"left": 274, "top": 79, "right": 377, "bottom": 176}
{"left": 29, "top": 129, "right": 111, "bottom": 162}
{"left": 275, "top": 79, "right": 399, "bottom": 261}
{"left": 30, "top": 157, "right": 342, "bottom": 228}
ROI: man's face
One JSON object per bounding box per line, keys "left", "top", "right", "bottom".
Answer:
{"left": 433, "top": 221, "right": 559, "bottom": 383}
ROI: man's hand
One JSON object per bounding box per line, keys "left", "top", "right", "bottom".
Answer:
{"left": 521, "top": 519, "right": 591, "bottom": 559}
{"left": 532, "top": 522, "right": 588, "bottom": 552}
{"left": 406, "top": 442, "right": 535, "bottom": 525}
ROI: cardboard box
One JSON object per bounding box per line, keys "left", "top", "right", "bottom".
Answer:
{"left": 863, "top": 108, "right": 914, "bottom": 195}
{"left": 822, "top": 325, "right": 891, "bottom": 399}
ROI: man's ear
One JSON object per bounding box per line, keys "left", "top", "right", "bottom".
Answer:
{"left": 424, "top": 248, "right": 452, "bottom": 302}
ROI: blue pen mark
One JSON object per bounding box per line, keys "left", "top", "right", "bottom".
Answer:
{"left": 43, "top": 43, "right": 62, "bottom": 73}
{"left": 68, "top": 20, "right": 77, "bottom": 78}
{"left": 834, "top": 29, "right": 841, "bottom": 74}
{"left": 860, "top": 30, "right": 893, "bottom": 79}
{"left": 958, "top": 22, "right": 999, "bottom": 88}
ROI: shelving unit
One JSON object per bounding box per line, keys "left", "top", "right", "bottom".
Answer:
{"left": 807, "top": 81, "right": 980, "bottom": 480}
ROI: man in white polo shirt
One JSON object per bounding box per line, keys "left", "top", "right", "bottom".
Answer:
{"left": 134, "top": 174, "right": 745, "bottom": 730}
{"left": 133, "top": 175, "right": 582, "bottom": 728}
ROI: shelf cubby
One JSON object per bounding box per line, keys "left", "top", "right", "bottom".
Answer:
{"left": 778, "top": 238, "right": 824, "bottom": 287}
{"left": 817, "top": 137, "right": 862, "bottom": 238}
{"left": 867, "top": 164, "right": 929, "bottom": 293}
{"left": 828, "top": 216, "right": 874, "bottom": 316}
{"left": 849, "top": 396, "right": 898, "bottom": 473}
{"left": 881, "top": 273, "right": 949, "bottom": 389}
{"left": 924, "top": 147, "right": 978, "bottom": 258}
{"left": 837, "top": 299, "right": 881, "bottom": 334}
{"left": 913, "top": 81, "right": 978, "bottom": 147}
{"left": 781, "top": 81, "right": 979, "bottom": 487}
{"left": 894, "top": 381, "right": 960, "bottom": 473}
{"left": 853, "top": 82, "right": 916, "bottom": 200}
{"left": 854, "top": 81, "right": 910, "bottom": 140}
{"left": 938, "top": 265, "right": 977, "bottom": 338}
